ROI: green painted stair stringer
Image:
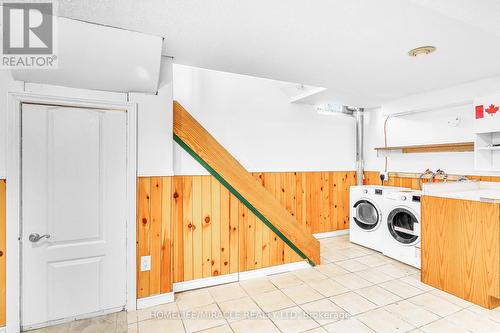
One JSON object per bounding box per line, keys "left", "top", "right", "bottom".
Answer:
{"left": 173, "top": 133, "right": 316, "bottom": 266}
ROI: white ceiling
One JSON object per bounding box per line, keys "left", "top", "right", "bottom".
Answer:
{"left": 58, "top": 0, "right": 500, "bottom": 107}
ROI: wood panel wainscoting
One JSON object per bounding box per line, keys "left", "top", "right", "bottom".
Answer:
{"left": 0, "top": 180, "right": 5, "bottom": 327}
{"left": 137, "top": 177, "right": 174, "bottom": 299}
{"left": 253, "top": 171, "right": 355, "bottom": 234}
{"left": 136, "top": 171, "right": 355, "bottom": 299}
{"left": 421, "top": 196, "right": 500, "bottom": 309}
{"left": 364, "top": 171, "right": 422, "bottom": 189}
{"left": 364, "top": 171, "right": 500, "bottom": 190}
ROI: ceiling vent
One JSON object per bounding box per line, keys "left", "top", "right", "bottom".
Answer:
{"left": 408, "top": 46, "right": 436, "bottom": 57}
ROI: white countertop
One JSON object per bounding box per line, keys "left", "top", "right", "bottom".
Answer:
{"left": 423, "top": 181, "right": 500, "bottom": 202}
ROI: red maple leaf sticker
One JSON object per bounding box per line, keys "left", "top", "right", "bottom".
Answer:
{"left": 486, "top": 104, "right": 499, "bottom": 116}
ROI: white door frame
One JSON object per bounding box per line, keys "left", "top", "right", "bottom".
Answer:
{"left": 6, "top": 92, "right": 137, "bottom": 333}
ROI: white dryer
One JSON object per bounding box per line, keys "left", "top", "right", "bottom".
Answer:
{"left": 349, "top": 185, "right": 408, "bottom": 252}
{"left": 383, "top": 190, "right": 422, "bottom": 268}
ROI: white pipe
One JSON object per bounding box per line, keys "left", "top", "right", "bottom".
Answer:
{"left": 347, "top": 107, "right": 364, "bottom": 185}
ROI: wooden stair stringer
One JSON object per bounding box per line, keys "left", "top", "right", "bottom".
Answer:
{"left": 173, "top": 101, "right": 320, "bottom": 265}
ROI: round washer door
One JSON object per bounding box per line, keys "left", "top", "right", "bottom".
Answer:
{"left": 353, "top": 200, "right": 380, "bottom": 231}
{"left": 387, "top": 208, "right": 419, "bottom": 244}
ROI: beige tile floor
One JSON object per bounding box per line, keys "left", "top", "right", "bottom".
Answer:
{"left": 27, "top": 235, "right": 500, "bottom": 333}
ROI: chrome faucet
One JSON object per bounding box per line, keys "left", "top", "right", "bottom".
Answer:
{"left": 418, "top": 169, "right": 434, "bottom": 190}
{"left": 430, "top": 169, "right": 447, "bottom": 183}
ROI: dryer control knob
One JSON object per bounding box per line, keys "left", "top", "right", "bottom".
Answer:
{"left": 363, "top": 189, "right": 368, "bottom": 194}
{"left": 401, "top": 196, "right": 407, "bottom": 201}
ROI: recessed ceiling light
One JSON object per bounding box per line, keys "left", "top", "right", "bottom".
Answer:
{"left": 408, "top": 46, "right": 436, "bottom": 57}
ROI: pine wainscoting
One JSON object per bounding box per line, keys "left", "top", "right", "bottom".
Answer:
{"left": 364, "top": 171, "right": 500, "bottom": 190}
{"left": 136, "top": 171, "right": 355, "bottom": 299}
{"left": 0, "top": 180, "right": 5, "bottom": 327}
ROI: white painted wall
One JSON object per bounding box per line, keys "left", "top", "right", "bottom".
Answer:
{"left": 365, "top": 76, "right": 500, "bottom": 176}
{"left": 0, "top": 71, "right": 23, "bottom": 179}
{"left": 130, "top": 58, "right": 174, "bottom": 176}
{"left": 0, "top": 58, "right": 174, "bottom": 179}
{"left": 173, "top": 65, "right": 357, "bottom": 175}
{"left": 5, "top": 64, "right": 500, "bottom": 179}
{"left": 365, "top": 105, "right": 476, "bottom": 175}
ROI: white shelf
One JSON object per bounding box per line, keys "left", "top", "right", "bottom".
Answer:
{"left": 476, "top": 146, "right": 500, "bottom": 151}
{"left": 473, "top": 93, "right": 500, "bottom": 171}
{"left": 475, "top": 131, "right": 500, "bottom": 171}
{"left": 375, "top": 142, "right": 474, "bottom": 154}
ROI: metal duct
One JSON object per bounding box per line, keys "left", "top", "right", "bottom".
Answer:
{"left": 347, "top": 107, "right": 365, "bottom": 185}
{"left": 317, "top": 104, "right": 364, "bottom": 185}
{"left": 317, "top": 104, "right": 354, "bottom": 116}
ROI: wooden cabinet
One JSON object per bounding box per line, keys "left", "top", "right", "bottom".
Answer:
{"left": 421, "top": 195, "right": 500, "bottom": 309}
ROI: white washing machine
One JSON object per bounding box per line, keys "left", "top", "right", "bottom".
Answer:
{"left": 383, "top": 190, "right": 422, "bottom": 268}
{"left": 349, "top": 185, "right": 408, "bottom": 252}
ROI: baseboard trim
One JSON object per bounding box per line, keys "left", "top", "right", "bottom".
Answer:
{"left": 173, "top": 273, "right": 239, "bottom": 293}
{"left": 136, "top": 292, "right": 175, "bottom": 310}
{"left": 238, "top": 261, "right": 311, "bottom": 281}
{"left": 172, "top": 261, "right": 313, "bottom": 291}
{"left": 313, "top": 229, "right": 349, "bottom": 239}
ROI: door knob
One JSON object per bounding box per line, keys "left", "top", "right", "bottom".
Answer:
{"left": 29, "top": 233, "right": 51, "bottom": 243}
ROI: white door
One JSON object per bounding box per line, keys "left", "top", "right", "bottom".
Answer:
{"left": 21, "top": 104, "right": 128, "bottom": 329}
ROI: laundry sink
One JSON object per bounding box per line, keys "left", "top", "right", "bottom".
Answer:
{"left": 422, "top": 181, "right": 500, "bottom": 202}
